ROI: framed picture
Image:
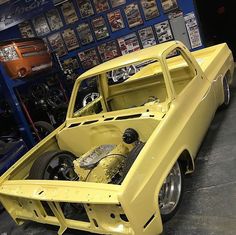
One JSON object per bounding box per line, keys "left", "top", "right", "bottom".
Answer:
{"left": 117, "top": 33, "right": 140, "bottom": 55}
{"left": 110, "top": 0, "right": 126, "bottom": 8}
{"left": 53, "top": 0, "right": 68, "bottom": 5}
{"left": 62, "top": 28, "right": 79, "bottom": 51}
{"left": 77, "top": 0, "right": 94, "bottom": 18}
{"left": 107, "top": 10, "right": 124, "bottom": 32}
{"left": 160, "top": 0, "right": 178, "bottom": 13}
{"left": 18, "top": 21, "right": 35, "bottom": 38}
{"left": 46, "top": 9, "right": 63, "bottom": 31}
{"left": 154, "top": 20, "right": 173, "bottom": 43}
{"left": 78, "top": 48, "right": 100, "bottom": 69}
{"left": 76, "top": 22, "right": 94, "bottom": 45}
{"left": 184, "top": 12, "right": 202, "bottom": 49}
{"left": 92, "top": 16, "right": 109, "bottom": 40}
{"left": 48, "top": 32, "right": 67, "bottom": 57}
{"left": 124, "top": 3, "right": 143, "bottom": 28}
{"left": 98, "top": 41, "right": 120, "bottom": 62}
{"left": 62, "top": 57, "right": 79, "bottom": 70}
{"left": 32, "top": 15, "right": 50, "bottom": 36}
{"left": 93, "top": 0, "right": 109, "bottom": 13}
{"left": 61, "top": 1, "right": 78, "bottom": 24}
{"left": 138, "top": 26, "right": 157, "bottom": 48}
{"left": 140, "top": 0, "right": 160, "bottom": 20}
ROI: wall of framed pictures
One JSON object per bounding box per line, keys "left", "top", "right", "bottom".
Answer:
{"left": 0, "top": 0, "right": 203, "bottom": 76}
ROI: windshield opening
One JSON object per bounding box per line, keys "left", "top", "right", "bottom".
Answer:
{"left": 72, "top": 59, "right": 168, "bottom": 118}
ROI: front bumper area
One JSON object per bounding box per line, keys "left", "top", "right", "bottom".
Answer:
{"left": 0, "top": 180, "right": 133, "bottom": 235}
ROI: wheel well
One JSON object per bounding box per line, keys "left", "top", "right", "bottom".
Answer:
{"left": 178, "top": 150, "right": 194, "bottom": 174}
{"left": 225, "top": 70, "right": 232, "bottom": 83}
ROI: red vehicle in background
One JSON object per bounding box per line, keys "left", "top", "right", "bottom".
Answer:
{"left": 0, "top": 38, "right": 52, "bottom": 79}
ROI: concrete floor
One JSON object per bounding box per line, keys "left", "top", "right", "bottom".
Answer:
{"left": 1, "top": 84, "right": 236, "bottom": 234}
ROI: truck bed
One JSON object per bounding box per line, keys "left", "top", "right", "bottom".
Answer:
{"left": 192, "top": 43, "right": 234, "bottom": 83}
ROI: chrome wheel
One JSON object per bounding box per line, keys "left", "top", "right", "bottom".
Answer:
{"left": 159, "top": 161, "right": 182, "bottom": 217}
{"left": 223, "top": 77, "right": 230, "bottom": 106}
{"left": 82, "top": 92, "right": 100, "bottom": 107}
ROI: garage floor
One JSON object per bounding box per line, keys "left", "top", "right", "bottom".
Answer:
{"left": 1, "top": 80, "right": 236, "bottom": 235}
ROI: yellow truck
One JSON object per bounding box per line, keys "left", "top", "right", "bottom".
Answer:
{"left": 0, "top": 41, "right": 234, "bottom": 235}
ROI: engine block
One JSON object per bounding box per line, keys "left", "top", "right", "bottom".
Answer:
{"left": 73, "top": 143, "right": 130, "bottom": 183}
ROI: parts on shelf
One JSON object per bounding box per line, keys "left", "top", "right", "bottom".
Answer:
{"left": 0, "top": 49, "right": 69, "bottom": 149}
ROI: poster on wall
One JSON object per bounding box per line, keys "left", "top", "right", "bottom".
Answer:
{"left": 62, "top": 57, "right": 79, "bottom": 71}
{"left": 93, "top": 0, "right": 110, "bottom": 13}
{"left": 160, "top": 0, "right": 178, "bottom": 13}
{"left": 53, "top": 0, "right": 68, "bottom": 6}
{"left": 18, "top": 21, "right": 35, "bottom": 38}
{"left": 61, "top": 1, "right": 78, "bottom": 24}
{"left": 138, "top": 26, "right": 157, "bottom": 48}
{"left": 107, "top": 10, "right": 125, "bottom": 32}
{"left": 140, "top": 0, "right": 160, "bottom": 20}
{"left": 98, "top": 41, "right": 120, "bottom": 62}
{"left": 77, "top": 0, "right": 94, "bottom": 18}
{"left": 76, "top": 22, "right": 94, "bottom": 45}
{"left": 78, "top": 48, "right": 100, "bottom": 69}
{"left": 46, "top": 9, "right": 63, "bottom": 31}
{"left": 184, "top": 12, "right": 202, "bottom": 49}
{"left": 92, "top": 16, "right": 109, "bottom": 40}
{"left": 62, "top": 28, "right": 79, "bottom": 51}
{"left": 124, "top": 3, "right": 143, "bottom": 28}
{"left": 117, "top": 33, "right": 140, "bottom": 55}
{"left": 0, "top": 0, "right": 9, "bottom": 5}
{"left": 48, "top": 32, "right": 67, "bottom": 57}
{"left": 32, "top": 15, "right": 50, "bottom": 36}
{"left": 110, "top": 0, "right": 126, "bottom": 8}
{"left": 154, "top": 20, "right": 173, "bottom": 43}
{"left": 0, "top": 0, "right": 54, "bottom": 31}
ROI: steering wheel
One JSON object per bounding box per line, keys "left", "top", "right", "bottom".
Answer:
{"left": 110, "top": 65, "right": 138, "bottom": 83}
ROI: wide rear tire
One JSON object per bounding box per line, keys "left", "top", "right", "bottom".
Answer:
{"left": 221, "top": 76, "right": 231, "bottom": 109}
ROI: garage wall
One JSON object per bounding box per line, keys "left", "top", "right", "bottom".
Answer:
{"left": 0, "top": 0, "right": 203, "bottom": 75}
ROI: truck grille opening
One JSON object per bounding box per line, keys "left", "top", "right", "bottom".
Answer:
{"left": 21, "top": 50, "right": 48, "bottom": 57}
{"left": 63, "top": 203, "right": 90, "bottom": 222}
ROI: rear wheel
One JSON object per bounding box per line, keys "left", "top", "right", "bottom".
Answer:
{"left": 159, "top": 161, "right": 184, "bottom": 222}
{"left": 0, "top": 203, "right": 4, "bottom": 213}
{"left": 221, "top": 76, "right": 231, "bottom": 108}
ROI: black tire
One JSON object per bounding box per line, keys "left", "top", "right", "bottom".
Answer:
{"left": 160, "top": 161, "right": 184, "bottom": 222}
{"left": 0, "top": 203, "right": 4, "bottom": 213}
{"left": 221, "top": 76, "right": 231, "bottom": 109}
{"left": 33, "top": 121, "right": 54, "bottom": 141}
{"left": 28, "top": 150, "right": 77, "bottom": 180}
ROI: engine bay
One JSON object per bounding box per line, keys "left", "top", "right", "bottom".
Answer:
{"left": 73, "top": 128, "right": 144, "bottom": 185}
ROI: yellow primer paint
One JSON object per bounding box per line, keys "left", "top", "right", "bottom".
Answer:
{"left": 0, "top": 41, "right": 234, "bottom": 235}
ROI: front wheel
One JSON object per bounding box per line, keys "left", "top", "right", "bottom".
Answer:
{"left": 159, "top": 161, "right": 184, "bottom": 222}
